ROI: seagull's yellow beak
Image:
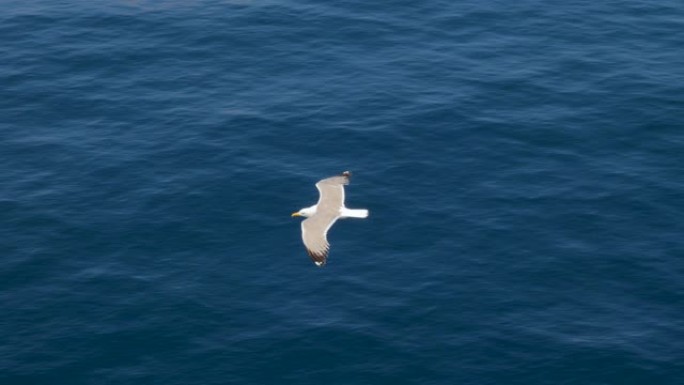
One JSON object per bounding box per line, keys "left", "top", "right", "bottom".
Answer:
{"left": 291, "top": 212, "right": 302, "bottom": 217}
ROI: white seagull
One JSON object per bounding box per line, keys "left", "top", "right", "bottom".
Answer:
{"left": 291, "top": 171, "right": 369, "bottom": 266}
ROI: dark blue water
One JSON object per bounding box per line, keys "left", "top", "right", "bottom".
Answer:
{"left": 2, "top": 1, "right": 683, "bottom": 384}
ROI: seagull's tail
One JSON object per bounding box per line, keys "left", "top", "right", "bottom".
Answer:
{"left": 341, "top": 208, "right": 369, "bottom": 218}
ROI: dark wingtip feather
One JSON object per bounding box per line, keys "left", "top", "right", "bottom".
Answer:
{"left": 306, "top": 248, "right": 328, "bottom": 267}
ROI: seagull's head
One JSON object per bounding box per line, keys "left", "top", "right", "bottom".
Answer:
{"left": 291, "top": 205, "right": 317, "bottom": 218}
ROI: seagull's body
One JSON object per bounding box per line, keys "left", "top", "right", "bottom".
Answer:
{"left": 292, "top": 171, "right": 368, "bottom": 266}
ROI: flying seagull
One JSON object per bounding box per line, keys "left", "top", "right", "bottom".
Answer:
{"left": 291, "top": 171, "right": 369, "bottom": 266}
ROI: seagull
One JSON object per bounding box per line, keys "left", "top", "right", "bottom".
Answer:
{"left": 291, "top": 171, "right": 369, "bottom": 266}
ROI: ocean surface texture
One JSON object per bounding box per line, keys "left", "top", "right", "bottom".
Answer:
{"left": 1, "top": 1, "right": 683, "bottom": 384}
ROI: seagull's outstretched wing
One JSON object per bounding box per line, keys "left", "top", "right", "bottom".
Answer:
{"left": 301, "top": 213, "right": 338, "bottom": 266}
{"left": 315, "top": 171, "right": 350, "bottom": 212}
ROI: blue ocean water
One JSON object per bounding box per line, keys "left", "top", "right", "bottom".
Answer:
{"left": 1, "top": 0, "right": 683, "bottom": 384}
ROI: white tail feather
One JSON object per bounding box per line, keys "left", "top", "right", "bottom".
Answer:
{"left": 340, "top": 208, "right": 369, "bottom": 218}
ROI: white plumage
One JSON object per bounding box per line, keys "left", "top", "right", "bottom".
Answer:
{"left": 291, "top": 171, "right": 368, "bottom": 266}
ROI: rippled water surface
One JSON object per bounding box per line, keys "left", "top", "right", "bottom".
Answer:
{"left": 1, "top": 1, "right": 683, "bottom": 384}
